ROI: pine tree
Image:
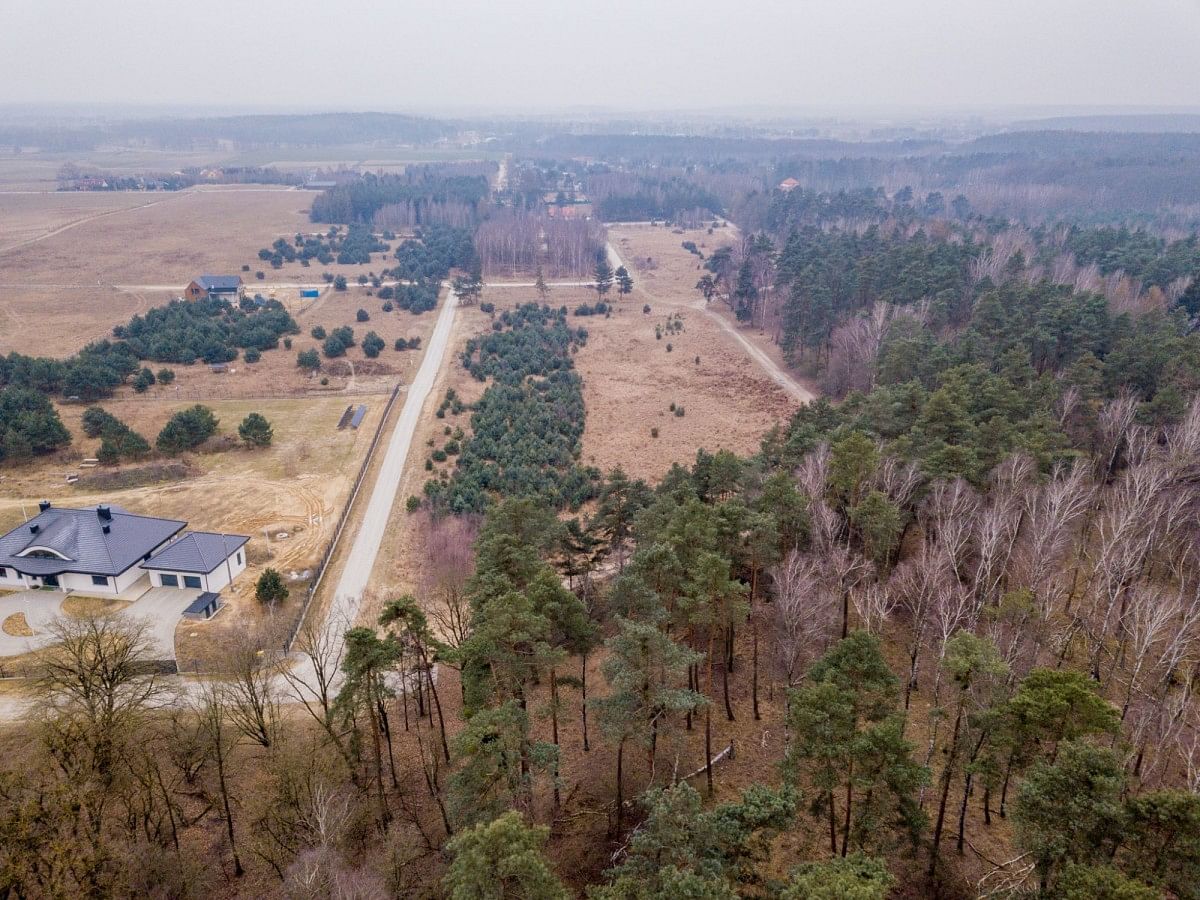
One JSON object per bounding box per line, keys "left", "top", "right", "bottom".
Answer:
{"left": 616, "top": 265, "right": 633, "bottom": 297}
{"left": 591, "top": 617, "right": 704, "bottom": 834}
{"left": 237, "top": 412, "right": 273, "bottom": 448}
{"left": 443, "top": 811, "right": 569, "bottom": 900}
{"left": 594, "top": 250, "right": 614, "bottom": 298}
{"left": 254, "top": 568, "right": 288, "bottom": 604}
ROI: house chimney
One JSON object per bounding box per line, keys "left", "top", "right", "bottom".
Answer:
{"left": 97, "top": 505, "right": 111, "bottom": 521}
{"left": 38, "top": 500, "right": 50, "bottom": 513}
{"left": 29, "top": 524, "right": 39, "bottom": 534}
{"left": 102, "top": 524, "right": 111, "bottom": 535}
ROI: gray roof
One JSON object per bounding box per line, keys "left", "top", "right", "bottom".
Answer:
{"left": 143, "top": 531, "right": 249, "bottom": 574}
{"left": 0, "top": 505, "right": 186, "bottom": 577}
{"left": 185, "top": 592, "right": 222, "bottom": 616}
{"left": 195, "top": 275, "right": 243, "bottom": 291}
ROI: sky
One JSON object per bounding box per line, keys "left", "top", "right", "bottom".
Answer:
{"left": 5, "top": 0, "right": 1200, "bottom": 114}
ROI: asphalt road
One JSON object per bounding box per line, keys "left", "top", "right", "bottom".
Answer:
{"left": 317, "top": 281, "right": 459, "bottom": 655}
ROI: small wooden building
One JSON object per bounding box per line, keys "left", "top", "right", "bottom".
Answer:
{"left": 184, "top": 275, "right": 244, "bottom": 301}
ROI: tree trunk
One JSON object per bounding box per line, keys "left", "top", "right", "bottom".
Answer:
{"left": 379, "top": 699, "right": 399, "bottom": 789}
{"left": 828, "top": 791, "right": 838, "bottom": 857}
{"left": 841, "top": 762, "right": 854, "bottom": 857}
{"left": 706, "top": 629, "right": 716, "bottom": 796}
{"left": 928, "top": 702, "right": 964, "bottom": 881}
{"left": 722, "top": 639, "right": 735, "bottom": 722}
{"left": 213, "top": 728, "right": 243, "bottom": 877}
{"left": 581, "top": 652, "right": 590, "bottom": 752}
{"left": 551, "top": 667, "right": 560, "bottom": 746}
{"left": 615, "top": 737, "right": 626, "bottom": 835}
{"left": 999, "top": 751, "right": 1015, "bottom": 819}
{"left": 752, "top": 611, "right": 761, "bottom": 721}
{"left": 424, "top": 655, "right": 450, "bottom": 763}
{"left": 368, "top": 692, "right": 390, "bottom": 829}
{"left": 957, "top": 770, "right": 974, "bottom": 855}
{"left": 685, "top": 664, "right": 695, "bottom": 731}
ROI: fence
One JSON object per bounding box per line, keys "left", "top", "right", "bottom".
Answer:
{"left": 280, "top": 381, "right": 403, "bottom": 652}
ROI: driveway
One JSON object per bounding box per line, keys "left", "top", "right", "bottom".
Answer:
{"left": 124, "top": 587, "right": 200, "bottom": 660}
{"left": 0, "top": 586, "right": 196, "bottom": 662}
{"left": 0, "top": 590, "right": 67, "bottom": 656}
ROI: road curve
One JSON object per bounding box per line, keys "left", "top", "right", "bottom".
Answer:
{"left": 606, "top": 236, "right": 813, "bottom": 404}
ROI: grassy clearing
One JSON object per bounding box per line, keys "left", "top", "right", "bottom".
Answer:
{"left": 1, "top": 614, "right": 31, "bottom": 638}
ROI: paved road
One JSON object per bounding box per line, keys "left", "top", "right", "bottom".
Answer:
{"left": 0, "top": 591, "right": 65, "bottom": 657}
{"left": 321, "top": 281, "right": 459, "bottom": 649}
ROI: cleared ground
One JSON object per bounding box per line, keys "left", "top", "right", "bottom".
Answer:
{"left": 0, "top": 187, "right": 448, "bottom": 356}
{"left": 608, "top": 222, "right": 817, "bottom": 404}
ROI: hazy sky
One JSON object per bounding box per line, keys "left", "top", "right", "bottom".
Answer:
{"left": 5, "top": 0, "right": 1200, "bottom": 113}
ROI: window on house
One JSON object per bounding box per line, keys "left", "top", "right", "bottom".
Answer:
{"left": 91, "top": 575, "right": 108, "bottom": 587}
{"left": 0, "top": 567, "right": 7, "bottom": 578}
{"left": 160, "top": 573, "right": 178, "bottom": 587}
{"left": 236, "top": 551, "right": 242, "bottom": 566}
{"left": 183, "top": 575, "right": 202, "bottom": 589}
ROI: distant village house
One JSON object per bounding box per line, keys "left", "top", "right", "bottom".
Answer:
{"left": 184, "top": 275, "right": 245, "bottom": 301}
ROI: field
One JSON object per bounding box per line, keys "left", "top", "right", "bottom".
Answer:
{"left": 0, "top": 185, "right": 442, "bottom": 357}
{"left": 609, "top": 222, "right": 816, "bottom": 403}
{"left": 0, "top": 175, "right": 451, "bottom": 666}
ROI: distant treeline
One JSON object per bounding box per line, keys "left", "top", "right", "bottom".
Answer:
{"left": 2, "top": 112, "right": 453, "bottom": 152}
{"left": 589, "top": 172, "right": 723, "bottom": 222}
{"left": 310, "top": 169, "right": 491, "bottom": 225}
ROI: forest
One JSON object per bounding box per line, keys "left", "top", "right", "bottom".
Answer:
{"left": 310, "top": 169, "right": 491, "bottom": 227}
{"left": 420, "top": 302, "right": 598, "bottom": 515}
{"left": 474, "top": 210, "right": 607, "bottom": 277}
{"left": 113, "top": 296, "right": 299, "bottom": 365}
{"left": 257, "top": 225, "right": 389, "bottom": 268}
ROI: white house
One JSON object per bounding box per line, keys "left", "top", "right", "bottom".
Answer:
{"left": 141, "top": 530, "right": 248, "bottom": 592}
{"left": 0, "top": 502, "right": 248, "bottom": 597}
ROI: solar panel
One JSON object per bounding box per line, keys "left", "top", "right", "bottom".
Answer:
{"left": 350, "top": 405, "right": 368, "bottom": 429}
{"left": 336, "top": 406, "right": 354, "bottom": 429}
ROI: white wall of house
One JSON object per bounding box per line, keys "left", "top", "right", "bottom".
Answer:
{"left": 58, "top": 566, "right": 147, "bottom": 595}
{"left": 0, "top": 566, "right": 26, "bottom": 590}
{"left": 145, "top": 546, "right": 246, "bottom": 593}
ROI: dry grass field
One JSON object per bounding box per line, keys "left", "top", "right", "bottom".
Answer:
{"left": 609, "top": 222, "right": 816, "bottom": 401}
{"left": 0, "top": 173, "right": 449, "bottom": 666}
{"left": 0, "top": 186, "right": 444, "bottom": 357}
